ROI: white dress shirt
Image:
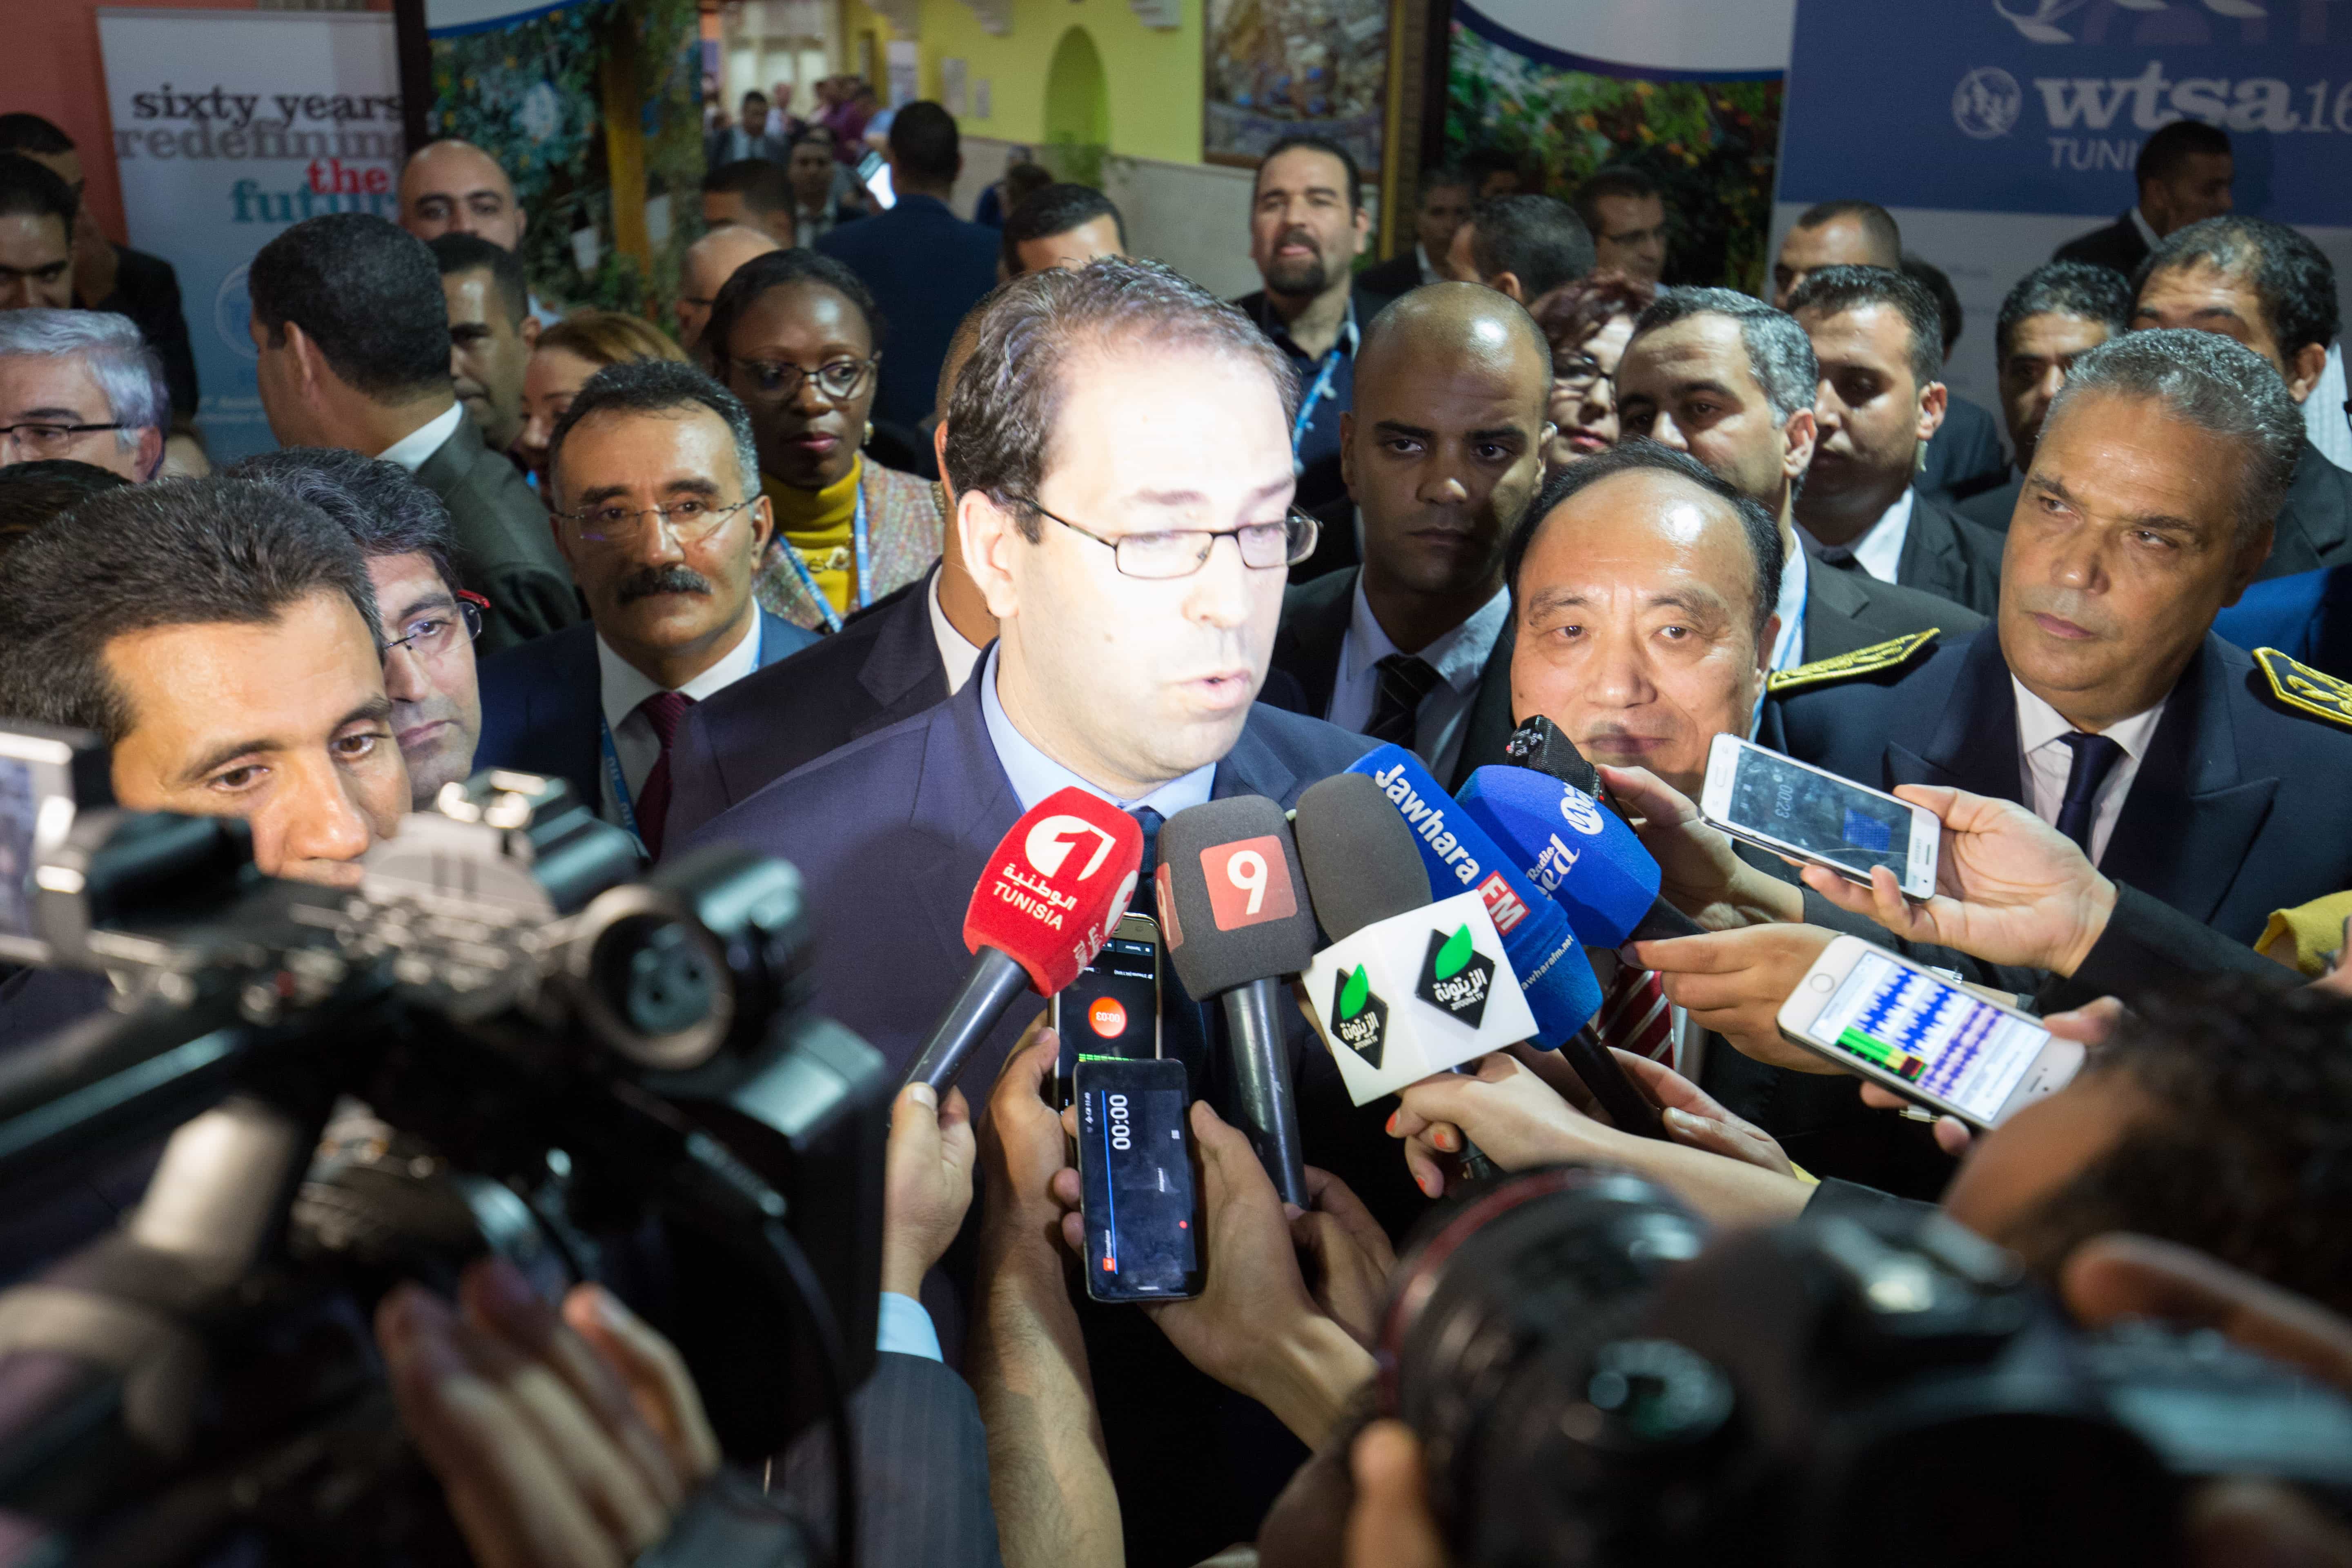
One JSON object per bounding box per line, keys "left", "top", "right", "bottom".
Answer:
{"left": 1325, "top": 580, "right": 1510, "bottom": 781}
{"left": 594, "top": 618, "right": 764, "bottom": 825}
{"left": 1414, "top": 242, "right": 1440, "bottom": 286}
{"left": 1802, "top": 487, "right": 1914, "bottom": 586}
{"left": 2011, "top": 677, "right": 2168, "bottom": 866}
{"left": 926, "top": 569, "right": 984, "bottom": 695}
{"left": 374, "top": 401, "right": 463, "bottom": 474}
{"left": 979, "top": 646, "right": 1214, "bottom": 818}
{"left": 2129, "top": 205, "right": 2160, "bottom": 252}
{"left": 1768, "top": 533, "right": 1811, "bottom": 677}
{"left": 2306, "top": 339, "right": 2351, "bottom": 474}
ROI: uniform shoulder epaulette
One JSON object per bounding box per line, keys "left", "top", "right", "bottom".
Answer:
{"left": 2251, "top": 646, "right": 2352, "bottom": 732}
{"left": 1766, "top": 629, "right": 1941, "bottom": 695}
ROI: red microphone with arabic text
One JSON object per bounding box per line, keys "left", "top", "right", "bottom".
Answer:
{"left": 904, "top": 788, "right": 1145, "bottom": 1091}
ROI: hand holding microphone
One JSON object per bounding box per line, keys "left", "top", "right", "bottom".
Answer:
{"left": 905, "top": 789, "right": 1143, "bottom": 1092}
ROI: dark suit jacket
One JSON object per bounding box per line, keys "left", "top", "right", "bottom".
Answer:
{"left": 818, "top": 194, "right": 1000, "bottom": 430}
{"left": 683, "top": 669, "right": 1408, "bottom": 1565}
{"left": 1355, "top": 249, "right": 1427, "bottom": 298}
{"left": 777, "top": 1350, "right": 1004, "bottom": 1568}
{"left": 1918, "top": 394, "right": 2008, "bottom": 503}
{"left": 1958, "top": 469, "right": 2023, "bottom": 532}
{"left": 2259, "top": 437, "right": 2352, "bottom": 582}
{"left": 2214, "top": 561, "right": 2352, "bottom": 678}
{"left": 2054, "top": 210, "right": 2150, "bottom": 277}
{"left": 666, "top": 574, "right": 948, "bottom": 845}
{"left": 1267, "top": 565, "right": 1512, "bottom": 791}
{"left": 1801, "top": 545, "right": 1989, "bottom": 657}
{"left": 1816, "top": 491, "right": 2006, "bottom": 618}
{"left": 1765, "top": 628, "right": 2352, "bottom": 949}
{"left": 1230, "top": 283, "right": 1397, "bottom": 514}
{"left": 411, "top": 408, "right": 579, "bottom": 654}
{"left": 472, "top": 609, "right": 820, "bottom": 823}
{"left": 88, "top": 245, "right": 197, "bottom": 421}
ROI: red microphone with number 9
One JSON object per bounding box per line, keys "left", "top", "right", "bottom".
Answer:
{"left": 904, "top": 788, "right": 1145, "bottom": 1090}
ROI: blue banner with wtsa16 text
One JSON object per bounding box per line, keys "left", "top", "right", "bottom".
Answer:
{"left": 1777, "top": 0, "right": 2352, "bottom": 225}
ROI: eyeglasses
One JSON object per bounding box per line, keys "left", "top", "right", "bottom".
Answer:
{"left": 1013, "top": 499, "right": 1321, "bottom": 579}
{"left": 381, "top": 597, "right": 483, "bottom": 662}
{"left": 729, "top": 355, "right": 877, "bottom": 403}
{"left": 1551, "top": 352, "right": 1610, "bottom": 396}
{"left": 561, "top": 495, "right": 756, "bottom": 546}
{"left": 0, "top": 420, "right": 124, "bottom": 458}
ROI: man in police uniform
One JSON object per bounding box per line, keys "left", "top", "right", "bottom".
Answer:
{"left": 1762, "top": 328, "right": 2352, "bottom": 951}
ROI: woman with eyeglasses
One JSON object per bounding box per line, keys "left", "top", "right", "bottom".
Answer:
{"left": 702, "top": 249, "right": 940, "bottom": 633}
{"left": 1527, "top": 271, "right": 1656, "bottom": 478}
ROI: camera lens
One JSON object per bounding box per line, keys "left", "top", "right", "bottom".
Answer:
{"left": 609, "top": 917, "right": 715, "bottom": 1037}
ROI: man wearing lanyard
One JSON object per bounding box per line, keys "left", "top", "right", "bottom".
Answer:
{"left": 1233, "top": 135, "right": 1399, "bottom": 521}
{"left": 472, "top": 361, "right": 817, "bottom": 858}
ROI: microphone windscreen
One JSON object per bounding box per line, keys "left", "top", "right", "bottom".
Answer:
{"left": 1502, "top": 715, "right": 1606, "bottom": 800}
{"left": 962, "top": 787, "right": 1144, "bottom": 994}
{"left": 1155, "top": 796, "right": 1321, "bottom": 997}
{"left": 1457, "top": 766, "right": 1662, "bottom": 950}
{"left": 1292, "top": 773, "right": 1432, "bottom": 942}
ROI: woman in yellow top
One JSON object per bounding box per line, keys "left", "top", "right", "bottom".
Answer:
{"left": 702, "top": 249, "right": 941, "bottom": 633}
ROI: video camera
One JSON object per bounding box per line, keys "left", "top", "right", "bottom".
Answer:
{"left": 0, "top": 722, "right": 891, "bottom": 1564}
{"left": 1381, "top": 1165, "right": 2352, "bottom": 1568}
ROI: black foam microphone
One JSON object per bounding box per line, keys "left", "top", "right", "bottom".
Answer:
{"left": 1293, "top": 773, "right": 1664, "bottom": 1143}
{"left": 1155, "top": 797, "right": 1321, "bottom": 1206}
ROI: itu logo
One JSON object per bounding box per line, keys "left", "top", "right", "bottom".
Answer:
{"left": 1953, "top": 68, "right": 2023, "bottom": 138}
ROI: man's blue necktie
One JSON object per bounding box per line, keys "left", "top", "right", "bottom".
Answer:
{"left": 2054, "top": 731, "right": 2126, "bottom": 857}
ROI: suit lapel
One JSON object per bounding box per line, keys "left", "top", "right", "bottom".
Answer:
{"left": 2271, "top": 440, "right": 2351, "bottom": 577}
{"left": 1798, "top": 559, "right": 1876, "bottom": 661}
{"left": 856, "top": 569, "right": 954, "bottom": 735}
{"left": 1271, "top": 568, "right": 1356, "bottom": 722}
{"left": 1896, "top": 497, "right": 1958, "bottom": 602}
{"left": 2098, "top": 637, "right": 2277, "bottom": 924}
{"left": 1212, "top": 709, "right": 1304, "bottom": 808}
{"left": 1889, "top": 630, "right": 2020, "bottom": 799}
{"left": 1447, "top": 620, "right": 1518, "bottom": 789}
{"left": 905, "top": 673, "right": 1021, "bottom": 966}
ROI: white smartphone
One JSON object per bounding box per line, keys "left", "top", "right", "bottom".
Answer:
{"left": 1776, "top": 935, "right": 2084, "bottom": 1131}
{"left": 1699, "top": 733, "right": 1938, "bottom": 899}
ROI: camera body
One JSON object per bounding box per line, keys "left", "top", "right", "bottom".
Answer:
{"left": 0, "top": 734, "right": 890, "bottom": 1558}
{"left": 1383, "top": 1165, "right": 2352, "bottom": 1568}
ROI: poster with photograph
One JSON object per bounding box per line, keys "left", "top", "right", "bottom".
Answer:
{"left": 1204, "top": 0, "right": 1392, "bottom": 174}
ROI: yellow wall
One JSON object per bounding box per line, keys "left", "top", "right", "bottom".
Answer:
{"left": 907, "top": 0, "right": 1206, "bottom": 166}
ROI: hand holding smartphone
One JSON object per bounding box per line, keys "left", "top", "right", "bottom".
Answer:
{"left": 1699, "top": 733, "right": 1938, "bottom": 898}
{"left": 1074, "top": 1056, "right": 1202, "bottom": 1302}
{"left": 1776, "top": 934, "right": 2083, "bottom": 1131}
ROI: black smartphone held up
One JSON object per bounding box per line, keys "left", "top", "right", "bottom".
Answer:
{"left": 1052, "top": 912, "right": 1161, "bottom": 1106}
{"left": 1074, "top": 1056, "right": 1202, "bottom": 1303}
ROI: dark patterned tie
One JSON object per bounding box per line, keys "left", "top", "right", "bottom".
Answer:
{"left": 1365, "top": 653, "right": 1443, "bottom": 747}
{"left": 2053, "top": 731, "right": 2125, "bottom": 858}
{"left": 632, "top": 689, "right": 696, "bottom": 860}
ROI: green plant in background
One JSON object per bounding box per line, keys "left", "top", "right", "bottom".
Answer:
{"left": 429, "top": 0, "right": 700, "bottom": 321}
{"left": 1444, "top": 27, "right": 1783, "bottom": 294}
{"left": 1038, "top": 140, "right": 1107, "bottom": 192}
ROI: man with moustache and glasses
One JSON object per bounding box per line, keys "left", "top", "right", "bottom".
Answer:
{"left": 472, "top": 359, "right": 815, "bottom": 859}
{"left": 1235, "top": 135, "right": 1397, "bottom": 517}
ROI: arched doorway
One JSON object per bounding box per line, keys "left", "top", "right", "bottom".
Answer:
{"left": 1042, "top": 26, "right": 1108, "bottom": 186}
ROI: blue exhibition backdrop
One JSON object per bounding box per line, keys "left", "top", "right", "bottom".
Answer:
{"left": 1779, "top": 0, "right": 2352, "bottom": 226}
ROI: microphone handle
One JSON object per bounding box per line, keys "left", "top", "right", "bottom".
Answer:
{"left": 904, "top": 947, "right": 1035, "bottom": 1091}
{"left": 1221, "top": 979, "right": 1309, "bottom": 1207}
{"left": 1627, "top": 897, "right": 1706, "bottom": 944}
{"left": 1561, "top": 1023, "right": 1669, "bottom": 1140}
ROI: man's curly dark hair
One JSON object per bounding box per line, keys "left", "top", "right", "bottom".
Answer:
{"left": 1999, "top": 974, "right": 2352, "bottom": 1315}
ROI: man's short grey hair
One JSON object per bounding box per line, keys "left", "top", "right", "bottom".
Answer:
{"left": 2047, "top": 328, "right": 2303, "bottom": 546}
{"left": 945, "top": 257, "right": 1300, "bottom": 543}
{"left": 547, "top": 359, "right": 763, "bottom": 504}
{"left": 225, "top": 447, "right": 456, "bottom": 591}
{"left": 1627, "top": 287, "right": 1818, "bottom": 426}
{"left": 0, "top": 309, "right": 168, "bottom": 470}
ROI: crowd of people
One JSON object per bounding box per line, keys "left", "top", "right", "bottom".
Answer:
{"left": 1, "top": 82, "right": 2351, "bottom": 1568}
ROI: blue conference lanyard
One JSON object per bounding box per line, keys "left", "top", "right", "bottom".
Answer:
{"left": 775, "top": 482, "right": 873, "bottom": 635}
{"left": 1272, "top": 300, "right": 1357, "bottom": 474}
{"left": 594, "top": 622, "right": 762, "bottom": 848}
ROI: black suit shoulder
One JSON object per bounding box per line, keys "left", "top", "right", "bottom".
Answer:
{"left": 1268, "top": 566, "right": 1356, "bottom": 719}
{"left": 414, "top": 414, "right": 578, "bottom": 650}
{"left": 1765, "top": 624, "right": 1971, "bottom": 775}
{"left": 2052, "top": 212, "right": 2148, "bottom": 276}
{"left": 472, "top": 621, "right": 602, "bottom": 808}
{"left": 1957, "top": 472, "right": 2022, "bottom": 532}
{"left": 1356, "top": 252, "right": 1423, "bottom": 298}
{"left": 2266, "top": 439, "right": 2352, "bottom": 581}
{"left": 1239, "top": 698, "right": 1381, "bottom": 780}
{"left": 1902, "top": 493, "right": 2006, "bottom": 617}
{"left": 1803, "top": 555, "right": 1986, "bottom": 663}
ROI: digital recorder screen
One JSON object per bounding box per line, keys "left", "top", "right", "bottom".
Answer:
{"left": 1730, "top": 749, "right": 1912, "bottom": 881}
{"left": 1069, "top": 935, "right": 1157, "bottom": 1057}
{"left": 1078, "top": 1081, "right": 1196, "bottom": 1296}
{"left": 1807, "top": 950, "right": 2052, "bottom": 1124}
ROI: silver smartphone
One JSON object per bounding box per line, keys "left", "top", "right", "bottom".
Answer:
{"left": 1699, "top": 732, "right": 1938, "bottom": 899}
{"left": 1776, "top": 934, "right": 2084, "bottom": 1131}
